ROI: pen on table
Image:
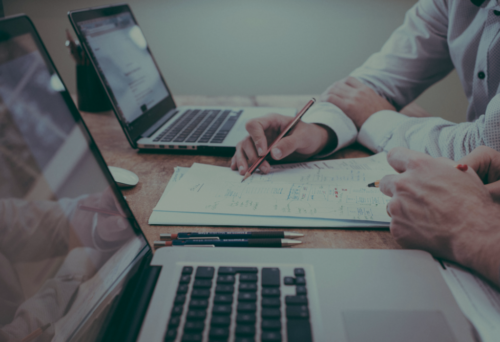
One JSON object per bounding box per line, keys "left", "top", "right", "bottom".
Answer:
{"left": 65, "top": 29, "right": 86, "bottom": 65}
{"left": 154, "top": 239, "right": 302, "bottom": 248}
{"left": 20, "top": 323, "right": 51, "bottom": 342}
{"left": 160, "top": 231, "right": 304, "bottom": 240}
{"left": 78, "top": 204, "right": 126, "bottom": 217}
{"left": 241, "top": 98, "right": 316, "bottom": 182}
{"left": 367, "top": 164, "right": 470, "bottom": 188}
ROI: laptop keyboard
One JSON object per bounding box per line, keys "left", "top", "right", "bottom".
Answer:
{"left": 164, "top": 266, "right": 313, "bottom": 342}
{"left": 153, "top": 109, "right": 243, "bottom": 144}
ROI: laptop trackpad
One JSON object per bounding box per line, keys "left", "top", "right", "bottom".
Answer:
{"left": 342, "top": 310, "right": 456, "bottom": 342}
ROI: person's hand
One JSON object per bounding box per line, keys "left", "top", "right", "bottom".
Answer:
{"left": 458, "top": 146, "right": 500, "bottom": 202}
{"left": 379, "top": 147, "right": 500, "bottom": 287}
{"left": 231, "top": 113, "right": 336, "bottom": 175}
{"left": 72, "top": 187, "right": 133, "bottom": 248}
{"left": 320, "top": 77, "right": 396, "bottom": 129}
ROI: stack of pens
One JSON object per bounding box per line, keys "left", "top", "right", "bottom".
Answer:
{"left": 154, "top": 231, "right": 303, "bottom": 249}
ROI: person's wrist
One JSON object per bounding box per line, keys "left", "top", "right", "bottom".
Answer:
{"left": 454, "top": 203, "right": 500, "bottom": 286}
{"left": 313, "top": 124, "right": 338, "bottom": 155}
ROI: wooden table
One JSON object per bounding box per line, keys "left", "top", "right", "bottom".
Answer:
{"left": 80, "top": 95, "right": 400, "bottom": 251}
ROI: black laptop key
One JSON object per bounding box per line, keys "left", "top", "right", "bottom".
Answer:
{"left": 171, "top": 305, "right": 184, "bottom": 316}
{"left": 164, "top": 329, "right": 177, "bottom": 341}
{"left": 296, "top": 286, "right": 307, "bottom": 295}
{"left": 238, "top": 292, "right": 257, "bottom": 302}
{"left": 239, "top": 283, "right": 257, "bottom": 292}
{"left": 286, "top": 318, "right": 313, "bottom": 342}
{"left": 180, "top": 275, "right": 191, "bottom": 284}
{"left": 211, "top": 315, "right": 231, "bottom": 327}
{"left": 240, "top": 274, "right": 258, "bottom": 282}
{"left": 262, "top": 320, "right": 281, "bottom": 331}
{"left": 184, "top": 321, "right": 204, "bottom": 332}
{"left": 218, "top": 267, "right": 237, "bottom": 275}
{"left": 236, "top": 267, "right": 258, "bottom": 273}
{"left": 261, "top": 298, "right": 281, "bottom": 307}
{"left": 295, "top": 277, "right": 306, "bottom": 285}
{"left": 217, "top": 275, "right": 235, "bottom": 284}
{"left": 193, "top": 279, "right": 212, "bottom": 288}
{"left": 237, "top": 303, "right": 257, "bottom": 312}
{"left": 191, "top": 289, "right": 211, "bottom": 298}
{"left": 209, "top": 327, "right": 229, "bottom": 339}
{"left": 212, "top": 305, "right": 232, "bottom": 315}
{"left": 215, "top": 284, "right": 234, "bottom": 294}
{"left": 169, "top": 317, "right": 181, "bottom": 327}
{"left": 286, "top": 305, "right": 309, "bottom": 318}
{"left": 261, "top": 308, "right": 281, "bottom": 319}
{"left": 189, "top": 299, "right": 209, "bottom": 309}
{"left": 186, "top": 310, "right": 207, "bottom": 320}
{"left": 182, "top": 266, "right": 193, "bottom": 274}
{"left": 284, "top": 277, "right": 295, "bottom": 285}
{"left": 261, "top": 331, "right": 282, "bottom": 342}
{"left": 195, "top": 266, "right": 215, "bottom": 279}
{"left": 235, "top": 325, "right": 256, "bottom": 336}
{"left": 177, "top": 284, "right": 189, "bottom": 294}
{"left": 214, "top": 294, "right": 233, "bottom": 304}
{"left": 236, "top": 313, "right": 256, "bottom": 324}
{"left": 262, "top": 288, "right": 280, "bottom": 297}
{"left": 261, "top": 268, "right": 280, "bottom": 287}
{"left": 174, "top": 294, "right": 186, "bottom": 305}
{"left": 294, "top": 268, "right": 305, "bottom": 277}
{"left": 285, "top": 295, "right": 308, "bottom": 305}
{"left": 181, "top": 333, "right": 202, "bottom": 342}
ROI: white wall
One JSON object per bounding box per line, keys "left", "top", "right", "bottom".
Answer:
{"left": 6, "top": 0, "right": 469, "bottom": 123}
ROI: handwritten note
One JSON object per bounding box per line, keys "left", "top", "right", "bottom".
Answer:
{"left": 156, "top": 154, "right": 395, "bottom": 222}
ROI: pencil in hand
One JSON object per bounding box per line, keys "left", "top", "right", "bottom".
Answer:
{"left": 241, "top": 98, "right": 316, "bottom": 182}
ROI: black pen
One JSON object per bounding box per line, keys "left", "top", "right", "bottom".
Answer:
{"left": 160, "top": 231, "right": 304, "bottom": 240}
{"left": 154, "top": 238, "right": 301, "bottom": 248}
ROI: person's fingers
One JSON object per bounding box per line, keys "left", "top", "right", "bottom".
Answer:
{"left": 270, "top": 135, "right": 301, "bottom": 160}
{"left": 386, "top": 147, "right": 430, "bottom": 173}
{"left": 246, "top": 114, "right": 291, "bottom": 156}
{"left": 458, "top": 146, "right": 500, "bottom": 183}
{"left": 241, "top": 138, "right": 260, "bottom": 171}
{"left": 485, "top": 180, "right": 500, "bottom": 202}
{"left": 328, "top": 82, "right": 355, "bottom": 98}
{"left": 96, "top": 216, "right": 130, "bottom": 241}
{"left": 344, "top": 76, "right": 365, "bottom": 88}
{"left": 323, "top": 92, "right": 348, "bottom": 109}
{"left": 234, "top": 141, "right": 249, "bottom": 174}
{"left": 378, "top": 174, "right": 400, "bottom": 197}
{"left": 259, "top": 160, "right": 271, "bottom": 174}
{"left": 230, "top": 157, "right": 236, "bottom": 170}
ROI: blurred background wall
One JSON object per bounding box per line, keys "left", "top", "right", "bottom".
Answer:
{"left": 5, "top": 0, "right": 469, "bottom": 123}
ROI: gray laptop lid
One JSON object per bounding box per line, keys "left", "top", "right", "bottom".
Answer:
{"left": 0, "top": 15, "right": 149, "bottom": 341}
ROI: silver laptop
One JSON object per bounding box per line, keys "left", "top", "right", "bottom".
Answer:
{"left": 0, "top": 15, "right": 474, "bottom": 342}
{"left": 68, "top": 4, "right": 296, "bottom": 154}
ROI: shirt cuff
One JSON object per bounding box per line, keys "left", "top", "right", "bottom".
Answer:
{"left": 301, "top": 102, "right": 357, "bottom": 158}
{"left": 357, "top": 110, "right": 410, "bottom": 153}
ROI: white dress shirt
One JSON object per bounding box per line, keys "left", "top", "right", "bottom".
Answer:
{"left": 302, "top": 0, "right": 500, "bottom": 160}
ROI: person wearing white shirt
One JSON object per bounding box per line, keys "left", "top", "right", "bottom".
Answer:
{"left": 231, "top": 0, "right": 500, "bottom": 174}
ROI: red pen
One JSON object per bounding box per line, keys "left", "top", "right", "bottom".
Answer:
{"left": 241, "top": 98, "right": 316, "bottom": 182}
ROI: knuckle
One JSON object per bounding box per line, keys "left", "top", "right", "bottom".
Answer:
{"left": 392, "top": 178, "right": 409, "bottom": 193}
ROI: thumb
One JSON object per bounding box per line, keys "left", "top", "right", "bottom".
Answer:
{"left": 270, "top": 135, "right": 299, "bottom": 161}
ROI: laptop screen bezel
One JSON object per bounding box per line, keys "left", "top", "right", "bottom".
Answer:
{"left": 68, "top": 4, "right": 177, "bottom": 148}
{"left": 0, "top": 13, "right": 153, "bottom": 339}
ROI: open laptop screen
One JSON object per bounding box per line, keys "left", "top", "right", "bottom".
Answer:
{"left": 0, "top": 16, "right": 148, "bottom": 341}
{"left": 77, "top": 11, "right": 169, "bottom": 124}
{"left": 71, "top": 5, "right": 177, "bottom": 145}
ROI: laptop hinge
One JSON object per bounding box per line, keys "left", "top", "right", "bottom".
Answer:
{"left": 141, "top": 109, "right": 179, "bottom": 138}
{"left": 98, "top": 253, "right": 162, "bottom": 342}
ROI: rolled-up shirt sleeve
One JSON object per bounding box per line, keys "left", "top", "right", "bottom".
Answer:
{"left": 350, "top": 0, "right": 454, "bottom": 111}
{"left": 301, "top": 102, "right": 357, "bottom": 157}
{"left": 358, "top": 94, "right": 500, "bottom": 160}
